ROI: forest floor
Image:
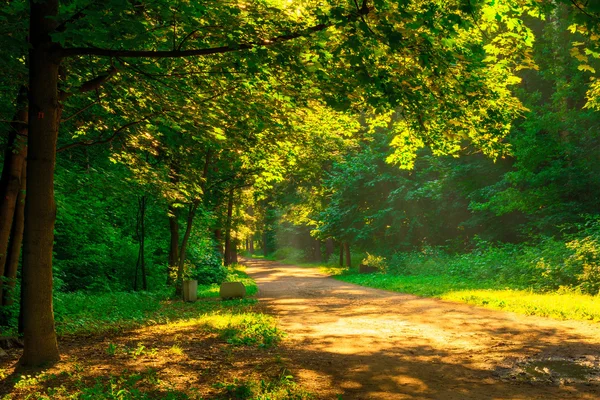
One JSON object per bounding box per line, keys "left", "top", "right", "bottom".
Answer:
{"left": 244, "top": 258, "right": 600, "bottom": 399}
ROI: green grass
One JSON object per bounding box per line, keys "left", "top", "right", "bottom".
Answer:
{"left": 31, "top": 265, "right": 268, "bottom": 341}
{"left": 213, "top": 371, "right": 314, "bottom": 400}
{"left": 336, "top": 273, "right": 600, "bottom": 322}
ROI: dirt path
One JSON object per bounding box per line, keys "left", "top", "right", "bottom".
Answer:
{"left": 244, "top": 258, "right": 600, "bottom": 400}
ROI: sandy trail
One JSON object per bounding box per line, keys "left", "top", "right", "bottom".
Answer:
{"left": 244, "top": 258, "right": 600, "bottom": 400}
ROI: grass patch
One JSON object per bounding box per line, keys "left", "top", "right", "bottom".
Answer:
{"left": 214, "top": 370, "right": 313, "bottom": 400}
{"left": 19, "top": 265, "right": 266, "bottom": 339}
{"left": 335, "top": 273, "right": 600, "bottom": 322}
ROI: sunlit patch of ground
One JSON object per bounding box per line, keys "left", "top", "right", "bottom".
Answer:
{"left": 0, "top": 304, "right": 312, "bottom": 399}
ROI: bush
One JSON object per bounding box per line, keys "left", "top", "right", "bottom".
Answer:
{"left": 361, "top": 253, "right": 388, "bottom": 272}
{"left": 566, "top": 236, "right": 600, "bottom": 295}
{"left": 193, "top": 263, "right": 228, "bottom": 285}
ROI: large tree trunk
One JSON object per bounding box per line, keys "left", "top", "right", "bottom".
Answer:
{"left": 0, "top": 88, "right": 28, "bottom": 299}
{"left": 20, "top": 0, "right": 61, "bottom": 366}
{"left": 3, "top": 159, "right": 26, "bottom": 306}
{"left": 339, "top": 242, "right": 344, "bottom": 267}
{"left": 224, "top": 188, "right": 234, "bottom": 266}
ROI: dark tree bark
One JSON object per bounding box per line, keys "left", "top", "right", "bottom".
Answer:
{"left": 249, "top": 239, "right": 254, "bottom": 255}
{"left": 168, "top": 204, "right": 180, "bottom": 285}
{"left": 134, "top": 196, "right": 147, "bottom": 291}
{"left": 339, "top": 243, "right": 344, "bottom": 267}
{"left": 224, "top": 187, "right": 235, "bottom": 266}
{"left": 3, "top": 159, "right": 26, "bottom": 306}
{"left": 0, "top": 88, "right": 28, "bottom": 300}
{"left": 176, "top": 201, "right": 199, "bottom": 297}
{"left": 20, "top": 0, "right": 61, "bottom": 366}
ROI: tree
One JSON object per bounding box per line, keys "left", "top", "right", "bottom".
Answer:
{"left": 13, "top": 0, "right": 536, "bottom": 365}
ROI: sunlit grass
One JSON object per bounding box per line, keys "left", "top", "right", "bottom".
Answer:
{"left": 337, "top": 273, "right": 600, "bottom": 322}
{"left": 43, "top": 266, "right": 262, "bottom": 337}
{"left": 442, "top": 289, "right": 600, "bottom": 321}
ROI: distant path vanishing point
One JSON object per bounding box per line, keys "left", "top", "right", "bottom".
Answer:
{"left": 243, "top": 258, "right": 600, "bottom": 400}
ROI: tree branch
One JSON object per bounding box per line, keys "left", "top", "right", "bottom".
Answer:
{"left": 59, "top": 5, "right": 371, "bottom": 59}
{"left": 57, "top": 111, "right": 162, "bottom": 152}
{"left": 59, "top": 66, "right": 118, "bottom": 101}
{"left": 569, "top": 0, "right": 600, "bottom": 21}
{"left": 61, "top": 95, "right": 107, "bottom": 123}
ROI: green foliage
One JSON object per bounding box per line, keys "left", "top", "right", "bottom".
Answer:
{"left": 218, "top": 314, "right": 284, "bottom": 348}
{"left": 214, "top": 371, "right": 313, "bottom": 400}
{"left": 361, "top": 253, "right": 388, "bottom": 272}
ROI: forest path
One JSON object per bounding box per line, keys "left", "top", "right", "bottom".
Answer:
{"left": 243, "top": 258, "right": 600, "bottom": 400}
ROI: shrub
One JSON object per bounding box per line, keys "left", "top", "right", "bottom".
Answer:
{"left": 566, "top": 236, "right": 600, "bottom": 295}
{"left": 193, "top": 263, "right": 228, "bottom": 285}
{"left": 361, "top": 253, "right": 388, "bottom": 272}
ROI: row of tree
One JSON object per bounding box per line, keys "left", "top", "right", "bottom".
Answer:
{"left": 1, "top": 0, "right": 599, "bottom": 367}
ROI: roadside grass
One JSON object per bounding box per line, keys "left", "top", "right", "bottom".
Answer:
{"left": 32, "top": 265, "right": 265, "bottom": 340}
{"left": 337, "top": 273, "right": 600, "bottom": 322}
{"left": 4, "top": 366, "right": 313, "bottom": 400}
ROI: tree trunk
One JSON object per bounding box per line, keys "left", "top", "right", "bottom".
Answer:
{"left": 3, "top": 159, "right": 27, "bottom": 306}
{"left": 249, "top": 239, "right": 254, "bottom": 255}
{"left": 168, "top": 205, "right": 179, "bottom": 285}
{"left": 0, "top": 88, "right": 28, "bottom": 300}
{"left": 232, "top": 241, "right": 239, "bottom": 264}
{"left": 314, "top": 238, "right": 321, "bottom": 262}
{"left": 176, "top": 201, "right": 198, "bottom": 297}
{"left": 224, "top": 188, "right": 234, "bottom": 266}
{"left": 262, "top": 232, "right": 268, "bottom": 257}
{"left": 339, "top": 243, "right": 344, "bottom": 267}
{"left": 20, "top": 0, "right": 61, "bottom": 366}
{"left": 140, "top": 197, "right": 147, "bottom": 291}
{"left": 344, "top": 242, "right": 351, "bottom": 269}
{"left": 325, "top": 238, "right": 334, "bottom": 262}
{"left": 134, "top": 196, "right": 147, "bottom": 291}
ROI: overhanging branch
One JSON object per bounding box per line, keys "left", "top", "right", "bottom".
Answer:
{"left": 57, "top": 111, "right": 162, "bottom": 152}
{"left": 59, "top": 5, "right": 371, "bottom": 59}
